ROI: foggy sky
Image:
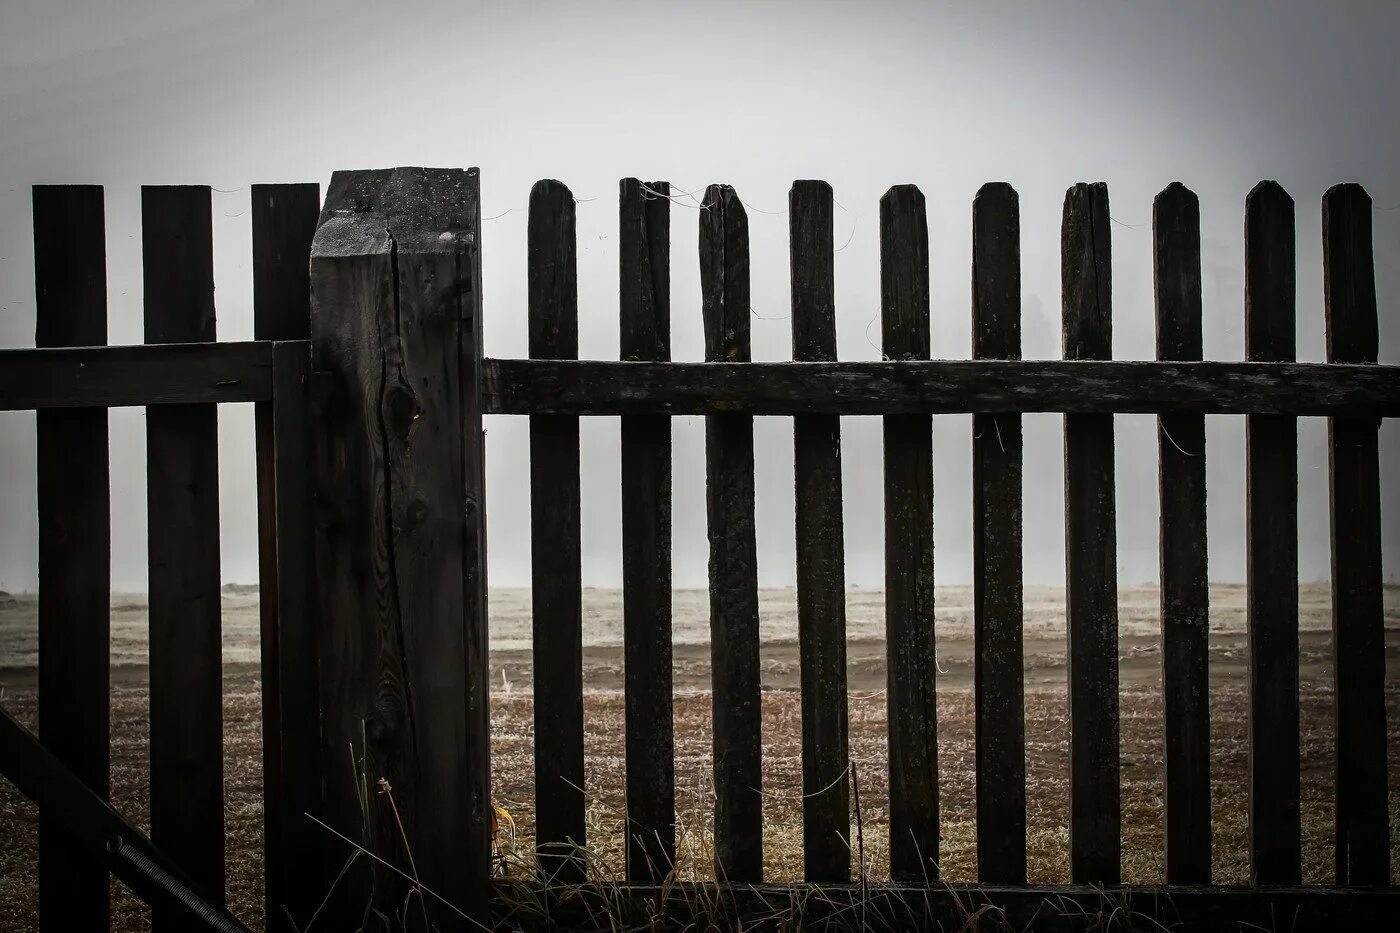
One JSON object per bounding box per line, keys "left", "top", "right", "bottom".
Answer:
{"left": 1, "top": 0, "right": 1397, "bottom": 592}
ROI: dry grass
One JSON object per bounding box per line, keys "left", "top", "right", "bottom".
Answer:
{"left": 2, "top": 679, "right": 1398, "bottom": 932}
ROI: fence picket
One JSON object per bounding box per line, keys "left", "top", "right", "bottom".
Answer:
{"left": 1062, "top": 181, "right": 1120, "bottom": 885}
{"left": 1153, "top": 182, "right": 1212, "bottom": 885}
{"left": 620, "top": 178, "right": 677, "bottom": 882}
{"left": 142, "top": 185, "right": 225, "bottom": 926}
{"left": 971, "top": 181, "right": 1026, "bottom": 884}
{"left": 700, "top": 184, "right": 764, "bottom": 882}
{"left": 250, "top": 182, "right": 319, "bottom": 928}
{"left": 1322, "top": 183, "right": 1389, "bottom": 886}
{"left": 1245, "top": 180, "right": 1302, "bottom": 886}
{"left": 880, "top": 184, "right": 939, "bottom": 882}
{"left": 790, "top": 180, "right": 851, "bottom": 883}
{"left": 34, "top": 184, "right": 111, "bottom": 932}
{"left": 528, "top": 179, "right": 587, "bottom": 884}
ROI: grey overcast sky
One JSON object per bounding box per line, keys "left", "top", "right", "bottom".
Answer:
{"left": 0, "top": 0, "right": 1396, "bottom": 592}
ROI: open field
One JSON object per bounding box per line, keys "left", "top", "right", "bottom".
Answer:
{"left": 1, "top": 585, "right": 1398, "bottom": 931}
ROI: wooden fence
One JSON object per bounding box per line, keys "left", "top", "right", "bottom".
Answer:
{"left": 1, "top": 168, "right": 1397, "bottom": 932}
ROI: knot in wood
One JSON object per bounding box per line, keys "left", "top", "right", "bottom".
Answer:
{"left": 384, "top": 383, "right": 420, "bottom": 445}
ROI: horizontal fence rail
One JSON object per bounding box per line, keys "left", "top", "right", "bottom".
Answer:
{"left": 0, "top": 341, "right": 280, "bottom": 409}
{"left": 481, "top": 357, "right": 1400, "bottom": 416}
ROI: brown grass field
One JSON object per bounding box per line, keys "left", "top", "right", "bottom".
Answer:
{"left": 1, "top": 586, "right": 1398, "bottom": 930}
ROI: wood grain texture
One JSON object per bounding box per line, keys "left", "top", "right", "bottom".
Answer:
{"left": 1245, "top": 180, "right": 1301, "bottom": 886}
{"left": 0, "top": 341, "right": 276, "bottom": 409}
{"left": 309, "top": 167, "right": 487, "bottom": 930}
{"left": 700, "top": 184, "right": 764, "bottom": 882}
{"left": 789, "top": 180, "right": 850, "bottom": 883}
{"left": 1061, "top": 182, "right": 1119, "bottom": 885}
{"left": 528, "top": 179, "right": 586, "bottom": 884}
{"left": 880, "top": 184, "right": 938, "bottom": 882}
{"left": 1153, "top": 182, "right": 1211, "bottom": 885}
{"left": 142, "top": 185, "right": 225, "bottom": 928}
{"left": 619, "top": 178, "right": 677, "bottom": 882}
{"left": 971, "top": 181, "right": 1026, "bottom": 884}
{"left": 1322, "top": 183, "right": 1389, "bottom": 886}
{"left": 33, "top": 184, "right": 111, "bottom": 933}
{"left": 479, "top": 357, "right": 1400, "bottom": 417}
{"left": 250, "top": 182, "right": 318, "bottom": 929}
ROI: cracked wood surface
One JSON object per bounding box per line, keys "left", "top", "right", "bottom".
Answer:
{"left": 309, "top": 167, "right": 486, "bottom": 932}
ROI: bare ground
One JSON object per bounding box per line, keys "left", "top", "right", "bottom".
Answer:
{"left": 2, "top": 676, "right": 1399, "bottom": 932}
{"left": 2, "top": 585, "right": 1399, "bottom": 930}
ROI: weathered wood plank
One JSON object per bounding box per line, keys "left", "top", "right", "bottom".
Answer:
{"left": 33, "top": 184, "right": 111, "bottom": 932}
{"left": 700, "top": 183, "right": 763, "bottom": 882}
{"left": 0, "top": 341, "right": 275, "bottom": 410}
{"left": 1153, "top": 182, "right": 1211, "bottom": 885}
{"left": 528, "top": 179, "right": 586, "bottom": 884}
{"left": 269, "top": 340, "right": 321, "bottom": 929}
{"left": 1061, "top": 181, "right": 1119, "bottom": 885}
{"left": 971, "top": 181, "right": 1025, "bottom": 884}
{"left": 250, "top": 181, "right": 318, "bottom": 930}
{"left": 1245, "top": 180, "right": 1302, "bottom": 887}
{"left": 789, "top": 179, "right": 850, "bottom": 883}
{"left": 479, "top": 357, "right": 1400, "bottom": 417}
{"left": 489, "top": 880, "right": 1400, "bottom": 932}
{"left": 1322, "top": 183, "right": 1389, "bottom": 886}
{"left": 142, "top": 185, "right": 225, "bottom": 927}
{"left": 880, "top": 184, "right": 938, "bottom": 882}
{"left": 619, "top": 177, "right": 677, "bottom": 882}
{"left": 309, "top": 167, "right": 487, "bottom": 929}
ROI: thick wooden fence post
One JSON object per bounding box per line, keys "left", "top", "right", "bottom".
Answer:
{"left": 308, "top": 167, "right": 489, "bottom": 930}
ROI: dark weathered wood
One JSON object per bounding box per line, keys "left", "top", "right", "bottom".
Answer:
{"left": 269, "top": 340, "right": 321, "bottom": 929}
{"left": 0, "top": 341, "right": 276, "bottom": 410}
{"left": 142, "top": 185, "right": 224, "bottom": 927}
{"left": 459, "top": 170, "right": 493, "bottom": 920}
{"left": 970, "top": 181, "right": 1025, "bottom": 884}
{"left": 619, "top": 177, "right": 676, "bottom": 882}
{"left": 309, "top": 167, "right": 488, "bottom": 929}
{"left": 528, "top": 179, "right": 586, "bottom": 884}
{"left": 0, "top": 709, "right": 250, "bottom": 933}
{"left": 1153, "top": 182, "right": 1211, "bottom": 885}
{"left": 1244, "top": 180, "right": 1301, "bottom": 886}
{"left": 1322, "top": 183, "right": 1389, "bottom": 886}
{"left": 700, "top": 183, "right": 763, "bottom": 882}
{"left": 479, "top": 357, "right": 1400, "bottom": 417}
{"left": 1061, "top": 182, "right": 1119, "bottom": 885}
{"left": 250, "top": 182, "right": 318, "bottom": 930}
{"left": 789, "top": 179, "right": 850, "bottom": 884}
{"left": 880, "top": 184, "right": 938, "bottom": 882}
{"left": 33, "top": 184, "right": 111, "bottom": 932}
{"left": 489, "top": 880, "right": 1400, "bottom": 932}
